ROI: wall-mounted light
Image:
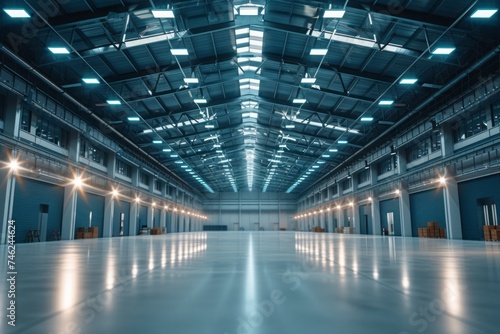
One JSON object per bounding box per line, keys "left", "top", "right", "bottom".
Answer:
{"left": 8, "top": 159, "right": 19, "bottom": 172}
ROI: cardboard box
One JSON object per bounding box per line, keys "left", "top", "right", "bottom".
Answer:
{"left": 88, "top": 227, "right": 98, "bottom": 238}
{"left": 84, "top": 232, "right": 93, "bottom": 239}
{"left": 491, "top": 230, "right": 499, "bottom": 241}
{"left": 76, "top": 231, "right": 84, "bottom": 239}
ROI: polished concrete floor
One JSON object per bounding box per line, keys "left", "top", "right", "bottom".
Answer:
{"left": 1, "top": 232, "right": 500, "bottom": 334}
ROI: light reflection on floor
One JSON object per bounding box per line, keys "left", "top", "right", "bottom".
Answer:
{"left": 0, "top": 232, "right": 499, "bottom": 334}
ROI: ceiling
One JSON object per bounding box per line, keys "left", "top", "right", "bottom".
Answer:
{"left": 1, "top": 0, "right": 499, "bottom": 194}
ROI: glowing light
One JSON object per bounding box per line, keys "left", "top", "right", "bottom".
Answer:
{"left": 8, "top": 159, "right": 19, "bottom": 172}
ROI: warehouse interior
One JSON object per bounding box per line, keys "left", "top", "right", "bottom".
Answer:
{"left": 0, "top": 0, "right": 499, "bottom": 333}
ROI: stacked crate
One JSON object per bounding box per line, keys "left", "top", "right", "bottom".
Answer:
{"left": 335, "top": 227, "right": 344, "bottom": 233}
{"left": 88, "top": 227, "right": 98, "bottom": 238}
{"left": 484, "top": 225, "right": 500, "bottom": 241}
{"left": 75, "top": 227, "right": 85, "bottom": 239}
{"left": 418, "top": 222, "right": 446, "bottom": 239}
{"left": 313, "top": 226, "right": 325, "bottom": 233}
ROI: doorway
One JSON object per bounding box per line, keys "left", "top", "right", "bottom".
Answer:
{"left": 39, "top": 204, "right": 49, "bottom": 242}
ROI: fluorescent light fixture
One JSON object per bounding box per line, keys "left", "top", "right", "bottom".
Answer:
{"left": 324, "top": 9, "right": 345, "bottom": 18}
{"left": 322, "top": 155, "right": 330, "bottom": 158}
{"left": 4, "top": 9, "right": 30, "bottom": 18}
{"left": 338, "top": 140, "right": 348, "bottom": 144}
{"left": 378, "top": 100, "right": 394, "bottom": 105}
{"left": 152, "top": 9, "right": 174, "bottom": 18}
{"left": 127, "top": 117, "right": 140, "bottom": 121}
{"left": 293, "top": 98, "right": 307, "bottom": 104}
{"left": 285, "top": 124, "right": 295, "bottom": 129}
{"left": 361, "top": 117, "right": 374, "bottom": 122}
{"left": 310, "top": 49, "right": 328, "bottom": 55}
{"left": 194, "top": 98, "right": 207, "bottom": 104}
{"left": 236, "top": 27, "right": 250, "bottom": 35}
{"left": 181, "top": 165, "right": 188, "bottom": 168}
{"left": 170, "top": 154, "right": 179, "bottom": 158}
{"left": 183, "top": 78, "right": 199, "bottom": 84}
{"left": 107, "top": 100, "right": 121, "bottom": 105}
{"left": 301, "top": 78, "right": 317, "bottom": 84}
{"left": 175, "top": 161, "right": 183, "bottom": 164}
{"left": 153, "top": 140, "right": 162, "bottom": 144}
{"left": 239, "top": 6, "right": 259, "bottom": 15}
{"left": 213, "top": 144, "right": 221, "bottom": 148}
{"left": 471, "top": 9, "right": 498, "bottom": 18}
{"left": 124, "top": 33, "right": 174, "bottom": 48}
{"left": 205, "top": 124, "right": 215, "bottom": 129}
{"left": 170, "top": 48, "right": 189, "bottom": 55}
{"left": 329, "top": 148, "right": 338, "bottom": 152}
{"left": 48, "top": 47, "right": 70, "bottom": 54}
{"left": 279, "top": 144, "right": 286, "bottom": 148}
{"left": 400, "top": 78, "right": 418, "bottom": 84}
{"left": 432, "top": 47, "right": 455, "bottom": 55}
{"left": 162, "top": 149, "right": 171, "bottom": 152}
{"left": 82, "top": 78, "right": 100, "bottom": 84}
{"left": 143, "top": 129, "right": 153, "bottom": 133}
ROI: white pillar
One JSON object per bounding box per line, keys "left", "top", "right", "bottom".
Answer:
{"left": 399, "top": 185, "right": 412, "bottom": 237}
{"left": 129, "top": 200, "right": 139, "bottom": 236}
{"left": 103, "top": 194, "right": 114, "bottom": 238}
{"left": 61, "top": 186, "right": 78, "bottom": 240}
{"left": 0, "top": 167, "right": 16, "bottom": 244}
{"left": 443, "top": 176, "right": 463, "bottom": 239}
{"left": 353, "top": 203, "right": 360, "bottom": 234}
{"left": 371, "top": 197, "right": 382, "bottom": 236}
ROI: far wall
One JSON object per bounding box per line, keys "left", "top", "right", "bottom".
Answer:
{"left": 203, "top": 192, "right": 297, "bottom": 231}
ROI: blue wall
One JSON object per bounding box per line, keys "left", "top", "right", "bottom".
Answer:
{"left": 410, "top": 188, "right": 446, "bottom": 237}
{"left": 113, "top": 200, "right": 130, "bottom": 237}
{"left": 458, "top": 174, "right": 500, "bottom": 240}
{"left": 380, "top": 198, "right": 401, "bottom": 236}
{"left": 13, "top": 178, "right": 64, "bottom": 243}
{"left": 76, "top": 192, "right": 104, "bottom": 237}
{"left": 358, "top": 204, "right": 372, "bottom": 235}
{"left": 154, "top": 208, "right": 161, "bottom": 227}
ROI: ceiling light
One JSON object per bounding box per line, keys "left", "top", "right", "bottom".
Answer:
{"left": 82, "top": 78, "right": 100, "bottom": 84}
{"left": 170, "top": 154, "right": 178, "bottom": 158}
{"left": 400, "top": 78, "right": 418, "bottom": 84}
{"left": 329, "top": 148, "right": 338, "bottom": 152}
{"left": 107, "top": 100, "right": 121, "bottom": 105}
{"left": 153, "top": 140, "right": 162, "bottom": 144}
{"left": 338, "top": 140, "right": 348, "bottom": 144}
{"left": 310, "top": 49, "right": 328, "bottom": 55}
{"left": 431, "top": 47, "right": 455, "bottom": 55}
{"left": 324, "top": 9, "right": 345, "bottom": 18}
{"left": 361, "top": 117, "right": 374, "bottom": 122}
{"left": 151, "top": 9, "right": 174, "bottom": 18}
{"left": 301, "top": 78, "right": 317, "bottom": 84}
{"left": 127, "top": 117, "right": 140, "bottom": 121}
{"left": 239, "top": 6, "right": 259, "bottom": 15}
{"left": 4, "top": 9, "right": 30, "bottom": 18}
{"left": 194, "top": 98, "right": 207, "bottom": 104}
{"left": 378, "top": 100, "right": 394, "bottom": 105}
{"left": 175, "top": 161, "right": 183, "bottom": 164}
{"left": 8, "top": 159, "right": 19, "bottom": 171}
{"left": 471, "top": 9, "right": 498, "bottom": 18}
{"left": 279, "top": 144, "right": 286, "bottom": 148}
{"left": 205, "top": 124, "right": 215, "bottom": 129}
{"left": 293, "top": 98, "right": 307, "bottom": 104}
{"left": 162, "top": 149, "right": 171, "bottom": 152}
{"left": 170, "top": 49, "right": 189, "bottom": 55}
{"left": 322, "top": 155, "right": 330, "bottom": 158}
{"left": 48, "top": 47, "right": 70, "bottom": 54}
{"left": 285, "top": 124, "right": 295, "bottom": 129}
{"left": 183, "top": 78, "right": 199, "bottom": 84}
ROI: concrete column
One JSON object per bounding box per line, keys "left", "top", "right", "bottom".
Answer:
{"left": 147, "top": 204, "right": 154, "bottom": 228}
{"left": 160, "top": 207, "right": 167, "bottom": 229}
{"left": 371, "top": 197, "right": 382, "bottom": 236}
{"left": 337, "top": 207, "right": 345, "bottom": 228}
{"left": 129, "top": 200, "right": 139, "bottom": 236}
{"left": 3, "top": 95, "right": 22, "bottom": 138}
{"left": 399, "top": 184, "right": 412, "bottom": 237}
{"left": 353, "top": 203, "right": 360, "bottom": 234}
{"left": 107, "top": 152, "right": 116, "bottom": 179}
{"left": 440, "top": 124, "right": 454, "bottom": 158}
{"left": 61, "top": 185, "right": 78, "bottom": 240}
{"left": 397, "top": 149, "right": 407, "bottom": 174}
{"left": 443, "top": 175, "right": 463, "bottom": 239}
{"left": 102, "top": 194, "right": 114, "bottom": 238}
{"left": 0, "top": 165, "right": 16, "bottom": 244}
{"left": 370, "top": 167, "right": 378, "bottom": 186}
{"left": 68, "top": 131, "right": 80, "bottom": 163}
{"left": 131, "top": 167, "right": 139, "bottom": 187}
